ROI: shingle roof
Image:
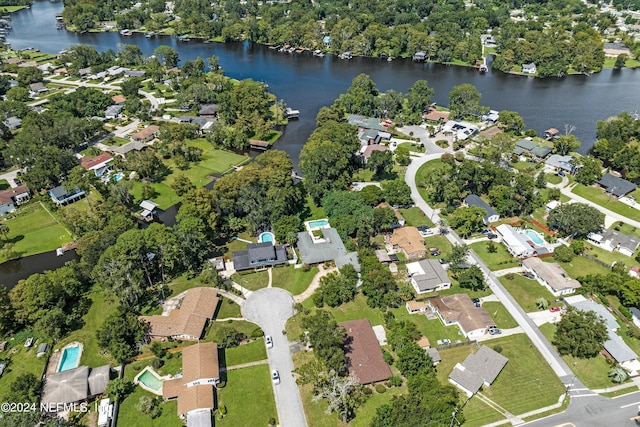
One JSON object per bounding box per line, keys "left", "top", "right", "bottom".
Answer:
{"left": 178, "top": 385, "right": 214, "bottom": 417}
{"left": 449, "top": 365, "right": 484, "bottom": 394}
{"left": 88, "top": 365, "right": 111, "bottom": 396}
{"left": 464, "top": 194, "right": 498, "bottom": 221}
{"left": 297, "top": 228, "right": 349, "bottom": 265}
{"left": 531, "top": 145, "right": 552, "bottom": 158}
{"left": 564, "top": 295, "right": 619, "bottom": 330}
{"left": 408, "top": 259, "right": 450, "bottom": 292}
{"left": 604, "top": 333, "right": 637, "bottom": 363}
{"left": 80, "top": 153, "right": 113, "bottom": 170}
{"left": 131, "top": 125, "right": 160, "bottom": 141}
{"left": 522, "top": 258, "right": 581, "bottom": 293}
{"left": 339, "top": 319, "right": 392, "bottom": 384}
{"left": 515, "top": 139, "right": 537, "bottom": 151}
{"left": 41, "top": 366, "right": 90, "bottom": 405}
{"left": 182, "top": 342, "right": 219, "bottom": 384}
{"left": 449, "top": 346, "right": 508, "bottom": 394}
{"left": 232, "top": 242, "right": 288, "bottom": 271}
{"left": 596, "top": 173, "right": 637, "bottom": 197}
{"left": 431, "top": 294, "right": 494, "bottom": 335}
{"left": 601, "top": 229, "right": 640, "bottom": 253}
{"left": 389, "top": 227, "right": 426, "bottom": 257}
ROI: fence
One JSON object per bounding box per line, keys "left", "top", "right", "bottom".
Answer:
{"left": 436, "top": 339, "right": 476, "bottom": 351}
{"left": 580, "top": 253, "right": 612, "bottom": 270}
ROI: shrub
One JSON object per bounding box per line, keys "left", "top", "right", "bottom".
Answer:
{"left": 504, "top": 273, "right": 515, "bottom": 280}
{"left": 382, "top": 349, "right": 394, "bottom": 365}
{"left": 219, "top": 405, "right": 227, "bottom": 415}
{"left": 251, "top": 328, "right": 264, "bottom": 338}
{"left": 362, "top": 387, "right": 373, "bottom": 396}
{"left": 268, "top": 417, "right": 277, "bottom": 426}
{"left": 619, "top": 305, "right": 632, "bottom": 321}
{"left": 436, "top": 139, "right": 449, "bottom": 148}
{"left": 151, "top": 358, "right": 164, "bottom": 369}
{"left": 375, "top": 384, "right": 386, "bottom": 394}
{"left": 493, "top": 345, "right": 503, "bottom": 354}
{"left": 150, "top": 341, "right": 166, "bottom": 358}
{"left": 217, "top": 380, "right": 226, "bottom": 389}
{"left": 387, "top": 375, "right": 403, "bottom": 387}
{"left": 301, "top": 263, "right": 310, "bottom": 272}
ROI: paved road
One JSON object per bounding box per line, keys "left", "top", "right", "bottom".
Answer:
{"left": 405, "top": 152, "right": 578, "bottom": 385}
{"left": 242, "top": 288, "right": 307, "bottom": 427}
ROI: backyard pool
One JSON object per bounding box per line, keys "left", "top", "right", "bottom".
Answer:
{"left": 134, "top": 366, "right": 164, "bottom": 395}
{"left": 112, "top": 172, "right": 124, "bottom": 182}
{"left": 58, "top": 344, "right": 81, "bottom": 372}
{"left": 259, "top": 232, "right": 275, "bottom": 243}
{"left": 306, "top": 219, "right": 330, "bottom": 230}
{"left": 523, "top": 229, "right": 546, "bottom": 245}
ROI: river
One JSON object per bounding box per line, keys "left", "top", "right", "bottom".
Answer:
{"left": 2, "top": 0, "right": 640, "bottom": 286}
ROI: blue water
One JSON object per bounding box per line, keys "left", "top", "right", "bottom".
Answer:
{"left": 260, "top": 232, "right": 274, "bottom": 243}
{"left": 308, "top": 219, "right": 329, "bottom": 229}
{"left": 524, "top": 230, "right": 545, "bottom": 245}
{"left": 113, "top": 173, "right": 124, "bottom": 182}
{"left": 58, "top": 346, "right": 80, "bottom": 372}
{"left": 138, "top": 370, "right": 163, "bottom": 391}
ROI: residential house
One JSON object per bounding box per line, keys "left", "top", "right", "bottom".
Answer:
{"left": 443, "top": 120, "right": 479, "bottom": 141}
{"left": 232, "top": 242, "right": 288, "bottom": 271}
{"left": 375, "top": 249, "right": 399, "bottom": 265}
{"left": 522, "top": 63, "right": 537, "bottom": 74}
{"left": 131, "top": 125, "right": 160, "bottom": 143}
{"left": 495, "top": 224, "right": 536, "bottom": 258}
{"left": 41, "top": 365, "right": 110, "bottom": 408}
{"left": 389, "top": 226, "right": 426, "bottom": 259}
{"left": 141, "top": 287, "right": 219, "bottom": 340}
{"left": 463, "top": 194, "right": 500, "bottom": 223}
{"left": 545, "top": 154, "right": 576, "bottom": 174}
{"left": 586, "top": 229, "right": 640, "bottom": 257}
{"left": 596, "top": 173, "right": 637, "bottom": 198}
{"left": 29, "top": 82, "right": 48, "bottom": 96}
{"left": 405, "top": 300, "right": 428, "bottom": 314}
{"left": 49, "top": 185, "right": 86, "bottom": 206}
{"left": 530, "top": 145, "right": 552, "bottom": 160}
{"left": 513, "top": 138, "right": 538, "bottom": 156}
{"left": 449, "top": 346, "right": 508, "bottom": 396}
{"left": 564, "top": 295, "right": 619, "bottom": 331}
{"left": 124, "top": 69, "right": 145, "bottom": 78}
{"left": 406, "top": 259, "right": 451, "bottom": 294}
{"left": 429, "top": 294, "right": 495, "bottom": 339}
{"left": 358, "top": 128, "right": 382, "bottom": 145}
{"left": 109, "top": 140, "right": 148, "bottom": 157}
{"left": 4, "top": 116, "right": 22, "bottom": 130}
{"left": 104, "top": 104, "right": 123, "bottom": 120}
{"left": 338, "top": 319, "right": 392, "bottom": 384}
{"left": 4, "top": 58, "right": 24, "bottom": 66}
{"left": 361, "top": 144, "right": 388, "bottom": 162}
{"left": 163, "top": 342, "right": 219, "bottom": 423}
{"left": 482, "top": 110, "right": 499, "bottom": 123}
{"left": 199, "top": 104, "right": 219, "bottom": 118}
{"left": 0, "top": 185, "right": 30, "bottom": 215}
{"left": 107, "top": 66, "right": 128, "bottom": 76}
{"left": 111, "top": 95, "right": 126, "bottom": 105}
{"left": 139, "top": 200, "right": 158, "bottom": 221}
{"left": 522, "top": 257, "right": 581, "bottom": 296}
{"left": 604, "top": 42, "right": 631, "bottom": 57}
{"left": 545, "top": 200, "right": 561, "bottom": 212}
{"left": 81, "top": 153, "right": 113, "bottom": 177}
{"left": 423, "top": 106, "right": 449, "bottom": 124}
{"left": 347, "top": 115, "right": 387, "bottom": 132}
{"left": 297, "top": 228, "right": 360, "bottom": 271}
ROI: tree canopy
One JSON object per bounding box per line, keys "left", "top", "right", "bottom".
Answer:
{"left": 553, "top": 307, "right": 608, "bottom": 359}
{"left": 547, "top": 203, "right": 604, "bottom": 238}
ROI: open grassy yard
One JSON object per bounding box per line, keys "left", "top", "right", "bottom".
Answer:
{"left": 216, "top": 297, "right": 242, "bottom": 319}
{"left": 389, "top": 304, "right": 471, "bottom": 345}
{"left": 0, "top": 5, "right": 28, "bottom": 12}
{"left": 301, "top": 195, "right": 327, "bottom": 221}
{"left": 231, "top": 270, "right": 269, "bottom": 291}
{"left": 117, "top": 386, "right": 181, "bottom": 427}
{"left": 581, "top": 243, "right": 640, "bottom": 269}
{"left": 482, "top": 302, "right": 519, "bottom": 329}
{"left": 217, "top": 364, "right": 278, "bottom": 426}
{"left": 272, "top": 265, "right": 318, "bottom": 295}
{"left": 545, "top": 173, "right": 562, "bottom": 185}
{"left": 572, "top": 184, "right": 640, "bottom": 222}
{"left": 424, "top": 234, "right": 453, "bottom": 257}
{"left": 0, "top": 344, "right": 47, "bottom": 402}
{"left": 462, "top": 395, "right": 506, "bottom": 427}
{"left": 415, "top": 159, "right": 443, "bottom": 204}
{"left": 399, "top": 206, "right": 434, "bottom": 227}
{"left": 499, "top": 274, "right": 555, "bottom": 311}
{"left": 224, "top": 339, "right": 267, "bottom": 366}
{"left": 205, "top": 320, "right": 260, "bottom": 344}
{"left": 545, "top": 255, "right": 611, "bottom": 279}
{"left": 0, "top": 202, "right": 73, "bottom": 262}
{"left": 469, "top": 241, "right": 520, "bottom": 271}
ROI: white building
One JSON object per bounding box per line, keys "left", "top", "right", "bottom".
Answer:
{"left": 495, "top": 224, "right": 536, "bottom": 258}
{"left": 522, "top": 257, "right": 581, "bottom": 296}
{"left": 406, "top": 259, "right": 451, "bottom": 294}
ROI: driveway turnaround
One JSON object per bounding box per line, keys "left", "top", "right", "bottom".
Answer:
{"left": 242, "top": 288, "right": 307, "bottom": 427}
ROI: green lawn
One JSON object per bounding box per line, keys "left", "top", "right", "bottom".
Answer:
{"left": 603, "top": 56, "right": 640, "bottom": 69}
{"left": 572, "top": 184, "right": 640, "bottom": 222}
{"left": 231, "top": 270, "right": 269, "bottom": 291}
{"left": 614, "top": 221, "right": 640, "bottom": 239}
{"left": 545, "top": 173, "right": 562, "bottom": 185}
{"left": 397, "top": 141, "right": 425, "bottom": 153}
{"left": 415, "top": 159, "right": 443, "bottom": 204}
{"left": 217, "top": 365, "right": 278, "bottom": 426}
{"left": 389, "top": 304, "right": 471, "bottom": 345}
{"left": 545, "top": 255, "right": 611, "bottom": 279}
{"left": 499, "top": 274, "right": 555, "bottom": 311}
{"left": 0, "top": 344, "right": 47, "bottom": 402}
{"left": 117, "top": 386, "right": 181, "bottom": 427}
{"left": 0, "top": 5, "right": 28, "bottom": 12}
{"left": 301, "top": 195, "right": 326, "bottom": 221}
{"left": 205, "top": 320, "right": 260, "bottom": 344}
{"left": 224, "top": 339, "right": 267, "bottom": 366}
{"left": 399, "top": 206, "right": 434, "bottom": 227}
{"left": 482, "top": 302, "right": 519, "bottom": 329}
{"left": 424, "top": 235, "right": 453, "bottom": 257}
{"left": 581, "top": 243, "right": 640, "bottom": 269}
{"left": 0, "top": 202, "right": 73, "bottom": 262}
{"left": 462, "top": 395, "right": 506, "bottom": 427}
{"left": 216, "top": 297, "right": 242, "bottom": 319}
{"left": 271, "top": 265, "right": 318, "bottom": 295}
{"left": 469, "top": 241, "right": 520, "bottom": 271}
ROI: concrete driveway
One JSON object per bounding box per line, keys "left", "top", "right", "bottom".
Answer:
{"left": 242, "top": 288, "right": 307, "bottom": 427}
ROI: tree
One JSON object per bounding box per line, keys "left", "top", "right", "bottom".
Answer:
{"left": 106, "top": 378, "right": 135, "bottom": 401}
{"left": 620, "top": 279, "right": 640, "bottom": 307}
{"left": 382, "top": 179, "right": 412, "bottom": 206}
{"left": 301, "top": 311, "right": 346, "bottom": 372}
{"left": 16, "top": 67, "right": 43, "bottom": 85}
{"left": 216, "top": 327, "right": 246, "bottom": 348}
{"left": 394, "top": 145, "right": 411, "bottom": 166}
{"left": 574, "top": 156, "right": 603, "bottom": 185}
{"left": 0, "top": 286, "right": 14, "bottom": 335}
{"left": 313, "top": 266, "right": 358, "bottom": 308}
{"left": 0, "top": 224, "right": 9, "bottom": 241}
{"left": 448, "top": 83, "right": 484, "bottom": 119}
{"left": 120, "top": 77, "right": 143, "bottom": 98}
{"left": 396, "top": 341, "right": 433, "bottom": 379}
{"left": 448, "top": 244, "right": 470, "bottom": 267}
{"left": 170, "top": 173, "right": 194, "bottom": 196}
{"left": 448, "top": 206, "right": 485, "bottom": 238}
{"left": 548, "top": 203, "right": 604, "bottom": 238}
{"left": 9, "top": 373, "right": 41, "bottom": 403}
{"left": 553, "top": 306, "right": 608, "bottom": 358}
{"left": 609, "top": 366, "right": 628, "bottom": 383}
{"left": 486, "top": 240, "right": 497, "bottom": 253}
{"left": 359, "top": 185, "right": 383, "bottom": 206}
{"left": 137, "top": 395, "right": 163, "bottom": 418}
{"left": 553, "top": 134, "right": 581, "bottom": 155}
{"left": 153, "top": 45, "right": 179, "bottom": 67}
{"left": 553, "top": 245, "right": 575, "bottom": 262}
{"left": 6, "top": 86, "right": 30, "bottom": 102}
{"left": 337, "top": 73, "right": 379, "bottom": 116}
{"left": 458, "top": 265, "right": 486, "bottom": 291}
{"left": 614, "top": 54, "right": 627, "bottom": 69}
{"left": 97, "top": 311, "right": 149, "bottom": 363}
{"left": 498, "top": 110, "right": 525, "bottom": 133}
{"left": 404, "top": 80, "right": 434, "bottom": 123}
{"left": 367, "top": 150, "right": 393, "bottom": 178}
{"left": 535, "top": 298, "right": 549, "bottom": 310}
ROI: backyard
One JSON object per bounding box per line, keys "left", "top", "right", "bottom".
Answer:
{"left": 271, "top": 265, "right": 318, "bottom": 295}
{"left": 499, "top": 274, "right": 555, "bottom": 311}
{"left": 470, "top": 241, "right": 521, "bottom": 271}
{"left": 399, "top": 206, "right": 434, "bottom": 227}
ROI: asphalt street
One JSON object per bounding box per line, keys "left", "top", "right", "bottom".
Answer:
{"left": 242, "top": 288, "right": 307, "bottom": 427}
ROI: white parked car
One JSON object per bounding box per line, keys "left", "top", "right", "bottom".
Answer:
{"left": 265, "top": 335, "right": 273, "bottom": 349}
{"left": 271, "top": 370, "right": 280, "bottom": 385}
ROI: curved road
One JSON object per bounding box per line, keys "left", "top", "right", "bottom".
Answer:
{"left": 241, "top": 288, "right": 307, "bottom": 427}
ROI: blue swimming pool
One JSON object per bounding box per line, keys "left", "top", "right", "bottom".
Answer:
{"left": 308, "top": 219, "right": 329, "bottom": 229}
{"left": 58, "top": 346, "right": 81, "bottom": 372}
{"left": 112, "top": 172, "right": 124, "bottom": 182}
{"left": 259, "top": 232, "right": 275, "bottom": 243}
{"left": 524, "top": 229, "right": 545, "bottom": 245}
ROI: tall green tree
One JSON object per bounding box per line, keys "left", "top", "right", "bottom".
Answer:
{"left": 553, "top": 307, "right": 608, "bottom": 359}
{"left": 448, "top": 83, "right": 485, "bottom": 119}
{"left": 548, "top": 203, "right": 604, "bottom": 238}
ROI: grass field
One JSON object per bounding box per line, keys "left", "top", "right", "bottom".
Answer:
{"left": 0, "top": 342, "right": 47, "bottom": 402}
{"left": 545, "top": 173, "right": 562, "bottom": 185}
{"left": 469, "top": 241, "right": 521, "bottom": 271}
{"left": 388, "top": 304, "right": 469, "bottom": 345}
{"left": 0, "top": 202, "right": 73, "bottom": 262}
{"left": 217, "top": 364, "right": 278, "bottom": 426}
{"left": 545, "top": 255, "right": 611, "bottom": 279}
{"left": 205, "top": 320, "right": 260, "bottom": 344}
{"left": 499, "top": 274, "right": 556, "bottom": 311}
{"left": 483, "top": 302, "right": 519, "bottom": 329}
{"left": 271, "top": 265, "right": 318, "bottom": 295}
{"left": 399, "top": 206, "right": 434, "bottom": 227}
{"left": 224, "top": 339, "right": 267, "bottom": 366}
{"left": 231, "top": 270, "right": 269, "bottom": 291}
{"left": 0, "top": 5, "right": 27, "bottom": 12}
{"left": 572, "top": 184, "right": 640, "bottom": 222}
{"left": 216, "top": 297, "right": 242, "bottom": 319}
{"left": 581, "top": 243, "right": 640, "bottom": 269}
{"left": 415, "top": 159, "right": 443, "bottom": 204}
{"left": 115, "top": 385, "right": 182, "bottom": 427}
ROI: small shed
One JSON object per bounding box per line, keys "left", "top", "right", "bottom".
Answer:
{"left": 37, "top": 342, "right": 48, "bottom": 357}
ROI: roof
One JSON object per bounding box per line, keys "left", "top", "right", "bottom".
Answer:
{"left": 522, "top": 258, "right": 581, "bottom": 292}
{"left": 564, "top": 295, "right": 620, "bottom": 330}
{"left": 37, "top": 342, "right": 48, "bottom": 354}
{"left": 426, "top": 347, "right": 441, "bottom": 363}
{"left": 338, "top": 319, "right": 392, "bottom": 384}
{"left": 604, "top": 333, "right": 637, "bottom": 363}
{"left": 105, "top": 105, "right": 123, "bottom": 116}
{"left": 182, "top": 342, "right": 219, "bottom": 383}
{"left": 601, "top": 229, "right": 640, "bottom": 253}
{"left": 522, "top": 63, "right": 536, "bottom": 70}
{"left": 407, "top": 259, "right": 451, "bottom": 292}
{"left": 88, "top": 365, "right": 111, "bottom": 396}
{"left": 109, "top": 140, "right": 147, "bottom": 155}
{"left": 4, "top": 116, "right": 21, "bottom": 128}
{"left": 80, "top": 153, "right": 113, "bottom": 170}
{"left": 389, "top": 227, "right": 426, "bottom": 256}
{"left": 41, "top": 366, "right": 89, "bottom": 405}
{"left": 232, "top": 242, "right": 288, "bottom": 271}
{"left": 297, "top": 228, "right": 349, "bottom": 265}
{"left": 495, "top": 224, "right": 535, "bottom": 257}
{"left": 596, "top": 173, "right": 637, "bottom": 197}
{"left": 545, "top": 154, "right": 574, "bottom": 171}
{"left": 531, "top": 145, "right": 552, "bottom": 158}
{"left": 545, "top": 128, "right": 560, "bottom": 136}
{"left": 406, "top": 300, "right": 428, "bottom": 312}
{"left": 49, "top": 185, "right": 84, "bottom": 202}
{"left": 29, "top": 82, "right": 47, "bottom": 91}
{"left": 362, "top": 144, "right": 388, "bottom": 160}
{"left": 449, "top": 364, "right": 484, "bottom": 394}
{"left": 464, "top": 194, "right": 498, "bottom": 220}
{"left": 140, "top": 200, "right": 158, "bottom": 211}
{"left": 141, "top": 287, "right": 219, "bottom": 338}
{"left": 423, "top": 107, "right": 450, "bottom": 122}
{"left": 0, "top": 185, "right": 30, "bottom": 205}
{"left": 416, "top": 336, "right": 430, "bottom": 348}
{"left": 462, "top": 346, "right": 508, "bottom": 384}
{"left": 431, "top": 294, "right": 495, "bottom": 334}
{"left": 335, "top": 252, "right": 361, "bottom": 272}
{"left": 112, "top": 95, "right": 126, "bottom": 104}
{"left": 186, "top": 410, "right": 213, "bottom": 427}
{"left": 375, "top": 249, "right": 392, "bottom": 263}
{"left": 131, "top": 125, "right": 160, "bottom": 141}
{"left": 178, "top": 385, "right": 214, "bottom": 417}
{"left": 199, "top": 104, "right": 219, "bottom": 115}
{"left": 515, "top": 139, "right": 538, "bottom": 151}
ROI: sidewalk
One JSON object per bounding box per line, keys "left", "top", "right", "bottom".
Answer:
{"left": 294, "top": 265, "right": 337, "bottom": 303}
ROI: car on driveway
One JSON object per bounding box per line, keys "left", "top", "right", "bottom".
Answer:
{"left": 265, "top": 335, "right": 273, "bottom": 349}
{"left": 522, "top": 272, "right": 535, "bottom": 279}
{"left": 438, "top": 258, "right": 447, "bottom": 265}
{"left": 489, "top": 328, "right": 502, "bottom": 335}
{"left": 271, "top": 370, "right": 280, "bottom": 385}
{"left": 549, "top": 306, "right": 561, "bottom": 313}
{"left": 487, "top": 232, "right": 497, "bottom": 239}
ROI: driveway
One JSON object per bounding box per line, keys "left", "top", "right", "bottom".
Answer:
{"left": 242, "top": 288, "right": 307, "bottom": 427}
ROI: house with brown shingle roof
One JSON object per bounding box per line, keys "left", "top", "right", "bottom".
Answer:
{"left": 338, "top": 319, "right": 392, "bottom": 385}
{"left": 429, "top": 294, "right": 495, "bottom": 339}
{"left": 163, "top": 342, "right": 219, "bottom": 420}
{"left": 389, "top": 226, "right": 426, "bottom": 259}
{"left": 131, "top": 125, "right": 160, "bottom": 143}
{"left": 111, "top": 95, "right": 126, "bottom": 105}
{"left": 140, "top": 288, "right": 219, "bottom": 340}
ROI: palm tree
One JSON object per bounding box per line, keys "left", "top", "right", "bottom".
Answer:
{"left": 0, "top": 223, "right": 9, "bottom": 241}
{"left": 608, "top": 366, "right": 628, "bottom": 384}
{"left": 535, "top": 298, "right": 549, "bottom": 310}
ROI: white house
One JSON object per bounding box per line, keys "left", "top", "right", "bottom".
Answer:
{"left": 587, "top": 229, "right": 640, "bottom": 257}
{"left": 406, "top": 259, "right": 451, "bottom": 294}
{"left": 522, "top": 257, "right": 581, "bottom": 296}
{"left": 443, "top": 120, "right": 479, "bottom": 141}
{"left": 522, "top": 63, "right": 537, "bottom": 74}
{"left": 495, "top": 224, "right": 536, "bottom": 258}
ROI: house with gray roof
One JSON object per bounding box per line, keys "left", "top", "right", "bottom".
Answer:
{"left": 297, "top": 228, "right": 360, "bottom": 271}
{"left": 564, "top": 294, "right": 619, "bottom": 331}
{"left": 530, "top": 145, "right": 552, "bottom": 159}
{"left": 406, "top": 259, "right": 451, "bottom": 294}
{"left": 4, "top": 116, "right": 21, "bottom": 130}
{"left": 515, "top": 138, "right": 538, "bottom": 153}
{"left": 232, "top": 242, "right": 287, "bottom": 271}
{"left": 49, "top": 185, "right": 86, "bottom": 206}
{"left": 596, "top": 173, "right": 637, "bottom": 198}
{"left": 41, "top": 365, "right": 110, "bottom": 408}
{"left": 587, "top": 229, "right": 640, "bottom": 257}
{"left": 545, "top": 154, "right": 576, "bottom": 174}
{"left": 603, "top": 334, "right": 638, "bottom": 369}
{"left": 104, "top": 104, "right": 123, "bottom": 119}
{"left": 449, "top": 346, "right": 508, "bottom": 396}
{"left": 495, "top": 224, "right": 536, "bottom": 258}
{"left": 522, "top": 257, "right": 581, "bottom": 296}
{"left": 463, "top": 194, "right": 500, "bottom": 223}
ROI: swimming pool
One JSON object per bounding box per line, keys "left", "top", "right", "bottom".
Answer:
{"left": 58, "top": 345, "right": 81, "bottom": 372}
{"left": 307, "top": 219, "right": 329, "bottom": 229}
{"left": 112, "top": 172, "right": 124, "bottom": 182}
{"left": 523, "top": 229, "right": 545, "bottom": 245}
{"left": 259, "top": 232, "right": 275, "bottom": 243}
{"left": 138, "top": 370, "right": 163, "bottom": 391}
